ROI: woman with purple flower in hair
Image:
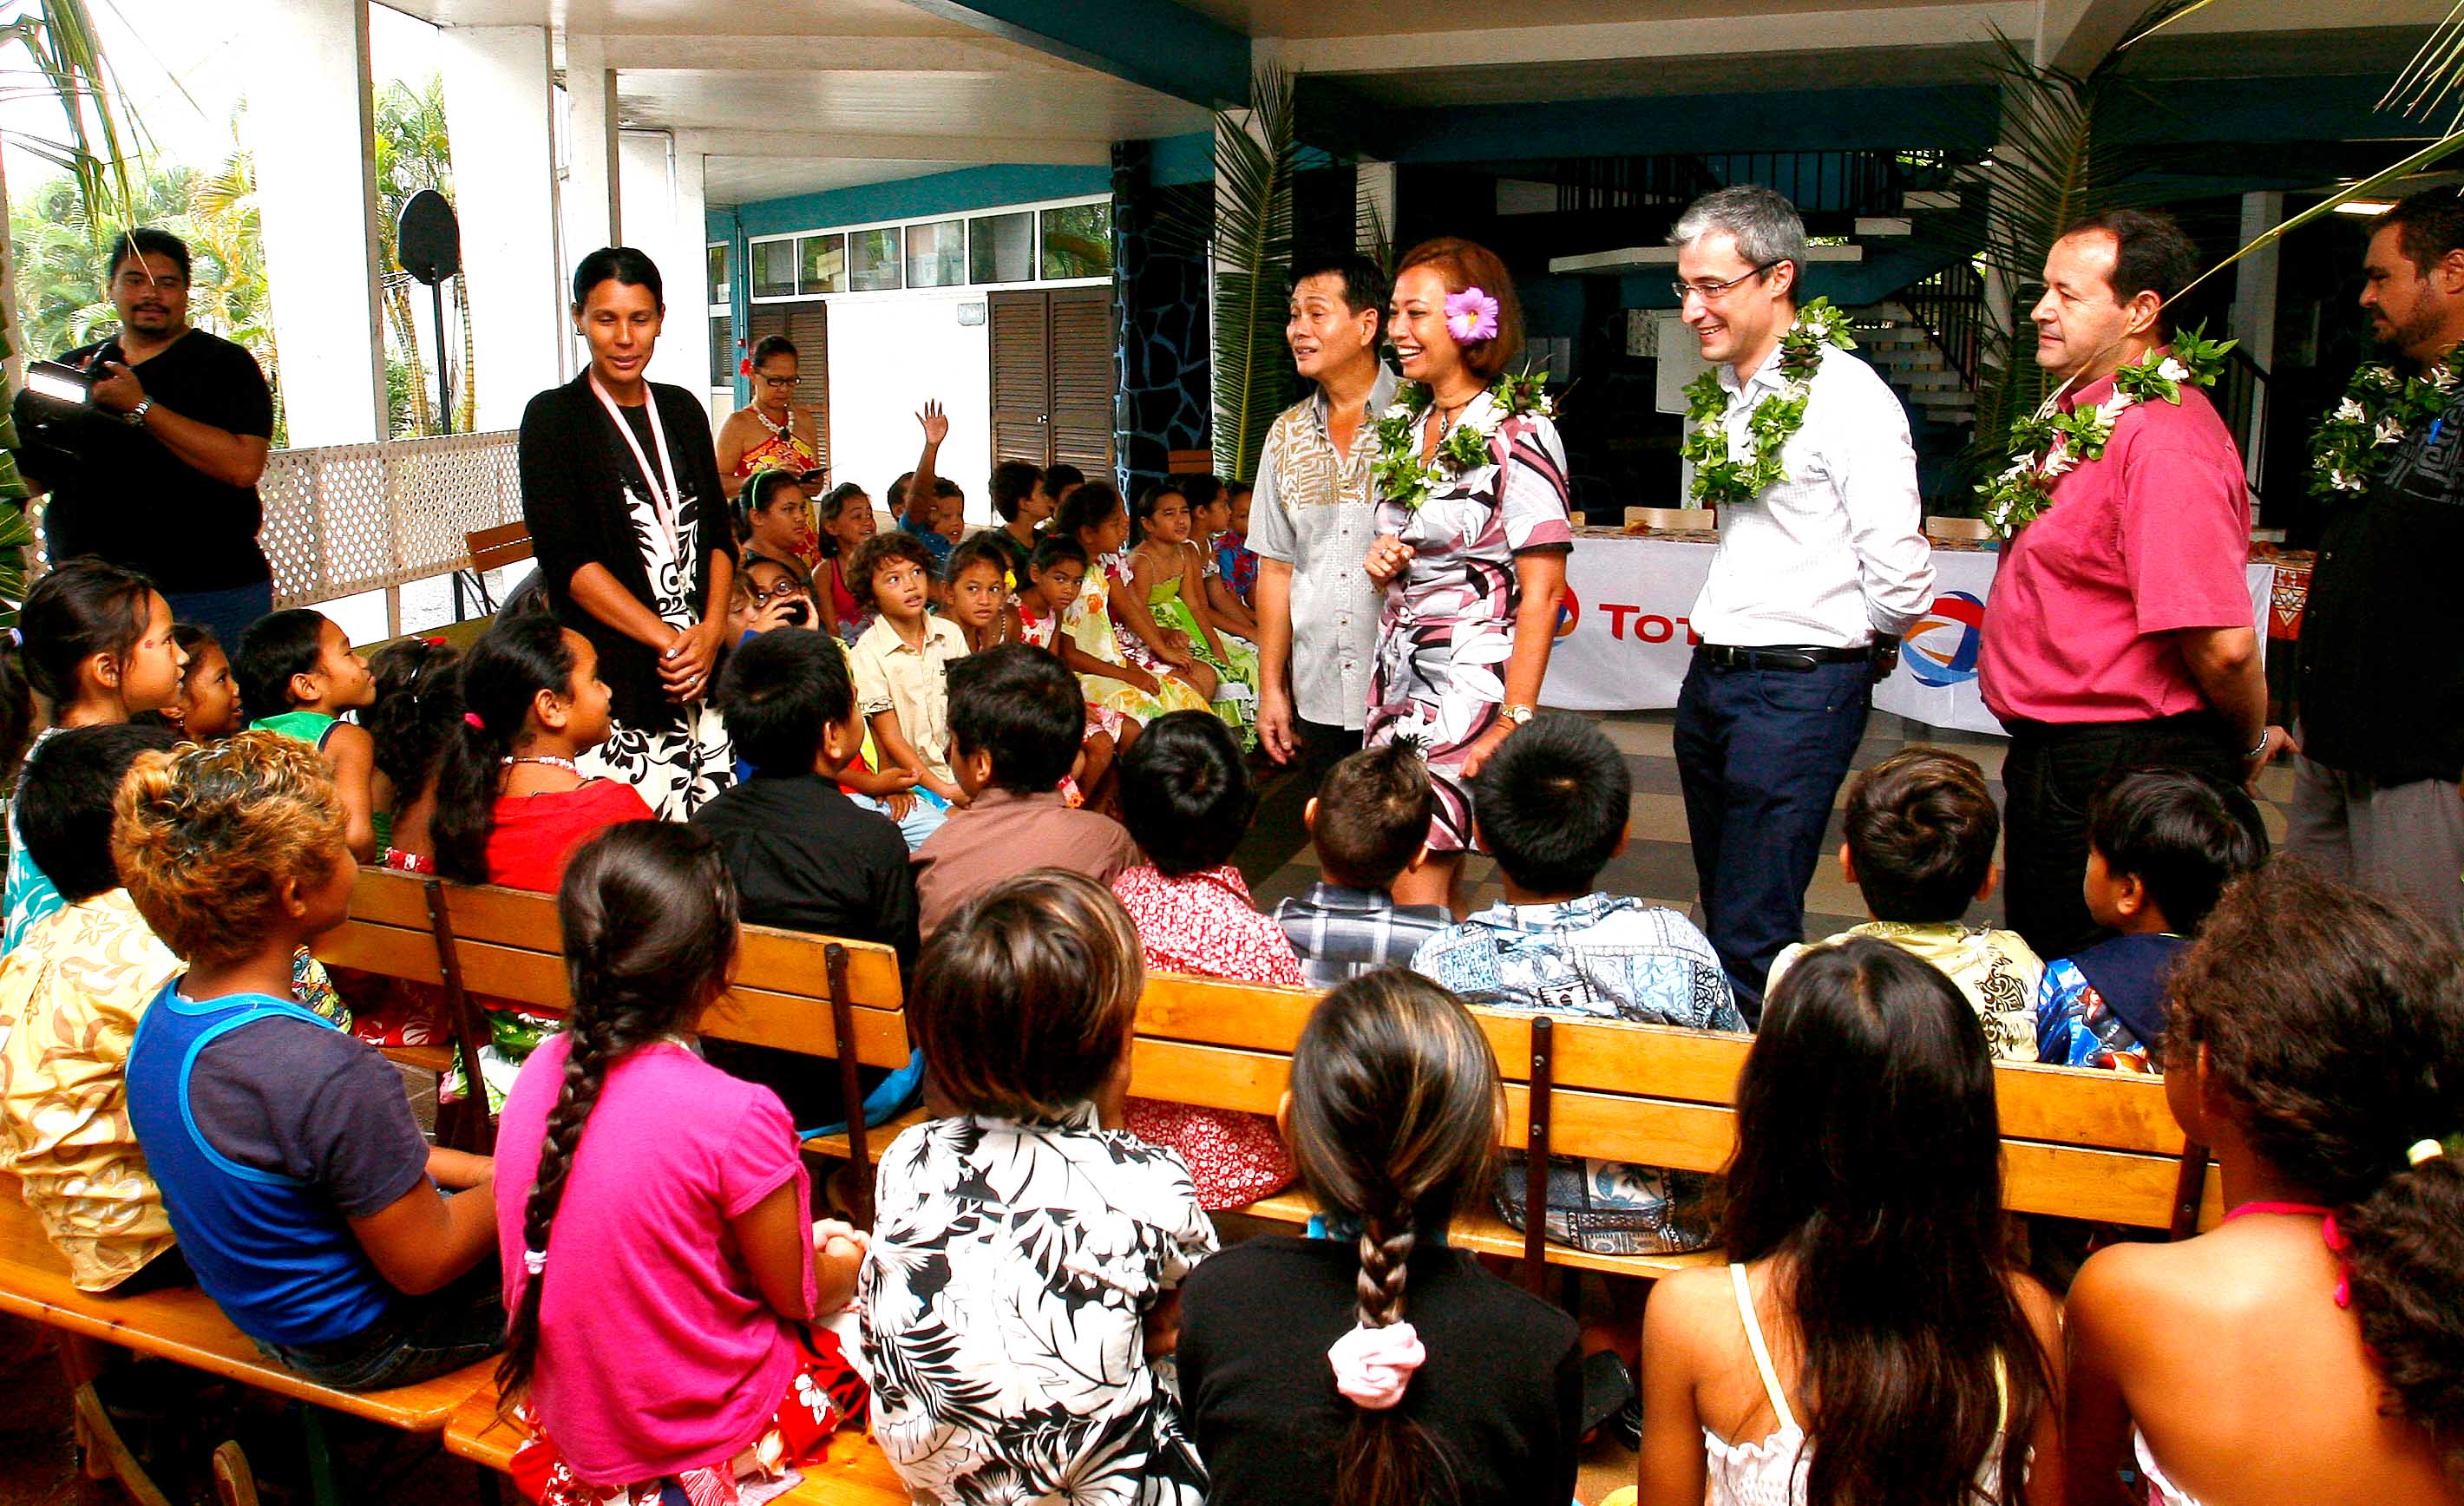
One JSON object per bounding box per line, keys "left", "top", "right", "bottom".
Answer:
{"left": 1362, "top": 238, "right": 1574, "bottom": 914}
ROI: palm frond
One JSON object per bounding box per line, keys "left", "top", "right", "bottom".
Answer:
{"left": 1204, "top": 65, "right": 1300, "bottom": 482}
{"left": 2382, "top": 0, "right": 2464, "bottom": 124}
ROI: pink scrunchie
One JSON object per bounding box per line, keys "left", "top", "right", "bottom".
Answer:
{"left": 1327, "top": 1321, "right": 1425, "bottom": 1410}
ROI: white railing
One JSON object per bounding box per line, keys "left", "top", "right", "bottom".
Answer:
{"left": 261, "top": 430, "right": 522, "bottom": 611}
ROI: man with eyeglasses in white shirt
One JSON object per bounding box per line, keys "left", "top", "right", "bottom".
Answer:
{"left": 1667, "top": 187, "right": 1936, "bottom": 1021}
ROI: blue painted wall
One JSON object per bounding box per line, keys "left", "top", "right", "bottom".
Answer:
{"left": 716, "top": 163, "right": 1113, "bottom": 240}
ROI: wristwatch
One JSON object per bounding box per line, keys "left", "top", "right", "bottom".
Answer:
{"left": 1499, "top": 703, "right": 1536, "bottom": 726}
{"left": 125, "top": 397, "right": 154, "bottom": 428}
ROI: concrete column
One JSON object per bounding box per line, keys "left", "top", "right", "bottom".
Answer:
{"left": 562, "top": 33, "right": 622, "bottom": 258}
{"left": 2231, "top": 190, "right": 2283, "bottom": 498}
{"left": 244, "top": 0, "right": 386, "bottom": 444}
{"left": 441, "top": 23, "right": 567, "bottom": 429}
{"left": 616, "top": 129, "right": 709, "bottom": 405}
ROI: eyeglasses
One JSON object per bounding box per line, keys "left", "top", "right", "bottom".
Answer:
{"left": 758, "top": 374, "right": 802, "bottom": 390}
{"left": 747, "top": 578, "right": 807, "bottom": 606}
{"left": 1672, "top": 260, "right": 1783, "bottom": 304}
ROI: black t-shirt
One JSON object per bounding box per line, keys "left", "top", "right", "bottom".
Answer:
{"left": 1178, "top": 1235, "right": 1584, "bottom": 1506}
{"left": 36, "top": 329, "right": 275, "bottom": 592}
{"left": 2297, "top": 410, "right": 2464, "bottom": 783}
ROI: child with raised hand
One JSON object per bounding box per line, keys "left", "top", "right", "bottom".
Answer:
{"left": 813, "top": 482, "right": 876, "bottom": 640}
{"left": 363, "top": 635, "right": 462, "bottom": 873}
{"left": 495, "top": 822, "right": 869, "bottom": 1505}
{"left": 2036, "top": 768, "right": 2268, "bottom": 1071}
{"left": 0, "top": 723, "right": 187, "bottom": 1294}
{"left": 3, "top": 559, "right": 187, "bottom": 949}
{"left": 1053, "top": 483, "right": 1214, "bottom": 724}
{"left": 1635, "top": 937, "right": 2063, "bottom": 1506}
{"left": 986, "top": 458, "right": 1050, "bottom": 575}
{"left": 861, "top": 869, "right": 1214, "bottom": 1506}
{"left": 237, "top": 608, "right": 380, "bottom": 861}
{"left": 117, "top": 733, "right": 501, "bottom": 1390}
{"left": 1178, "top": 971, "right": 1583, "bottom": 1506}
{"left": 1768, "top": 747, "right": 2041, "bottom": 1056}
{"left": 2065, "top": 863, "right": 2464, "bottom": 1506}
{"left": 846, "top": 532, "right": 969, "bottom": 810}
{"left": 1113, "top": 710, "right": 1302, "bottom": 1208}
{"left": 162, "top": 622, "right": 243, "bottom": 739}
{"left": 942, "top": 534, "right": 1020, "bottom": 652}
{"left": 432, "top": 612, "right": 652, "bottom": 894}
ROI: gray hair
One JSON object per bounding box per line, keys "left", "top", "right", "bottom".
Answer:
{"left": 1668, "top": 186, "right": 1809, "bottom": 275}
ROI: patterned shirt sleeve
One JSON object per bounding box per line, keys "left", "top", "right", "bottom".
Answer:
{"left": 1499, "top": 413, "right": 1576, "bottom": 555}
{"left": 2036, "top": 959, "right": 2100, "bottom": 1065}
{"left": 1247, "top": 418, "right": 1297, "bottom": 565}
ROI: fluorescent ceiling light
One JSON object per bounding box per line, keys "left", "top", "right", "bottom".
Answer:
{"left": 2332, "top": 200, "right": 2395, "bottom": 216}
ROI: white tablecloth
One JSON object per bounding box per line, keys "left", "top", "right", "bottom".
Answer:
{"left": 1537, "top": 533, "right": 2274, "bottom": 737}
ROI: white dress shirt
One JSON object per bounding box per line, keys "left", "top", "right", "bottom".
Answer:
{"left": 1687, "top": 344, "right": 1936, "bottom": 649}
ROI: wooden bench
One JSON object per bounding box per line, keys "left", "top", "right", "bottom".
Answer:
{"left": 0, "top": 1181, "right": 495, "bottom": 1504}
{"left": 462, "top": 521, "right": 534, "bottom": 614}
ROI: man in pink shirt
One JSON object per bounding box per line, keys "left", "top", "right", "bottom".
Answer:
{"left": 1980, "top": 210, "right": 2290, "bottom": 959}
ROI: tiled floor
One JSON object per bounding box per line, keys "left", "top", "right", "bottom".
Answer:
{"left": 1243, "top": 709, "right": 2299, "bottom": 945}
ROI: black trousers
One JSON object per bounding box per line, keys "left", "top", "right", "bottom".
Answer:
{"left": 2000, "top": 710, "right": 2240, "bottom": 960}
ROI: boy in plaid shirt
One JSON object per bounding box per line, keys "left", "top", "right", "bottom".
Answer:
{"left": 1272, "top": 743, "right": 1452, "bottom": 988}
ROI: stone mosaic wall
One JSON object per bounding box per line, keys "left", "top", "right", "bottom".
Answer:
{"left": 1111, "top": 140, "right": 1212, "bottom": 500}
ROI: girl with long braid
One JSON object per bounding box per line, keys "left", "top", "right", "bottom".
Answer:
{"left": 1176, "top": 971, "right": 1584, "bottom": 1506}
{"left": 491, "top": 822, "right": 868, "bottom": 1505}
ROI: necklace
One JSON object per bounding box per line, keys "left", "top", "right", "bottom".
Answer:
{"left": 2310, "top": 338, "right": 2463, "bottom": 502}
{"left": 1680, "top": 297, "right": 1853, "bottom": 512}
{"left": 501, "top": 755, "right": 583, "bottom": 776}
{"left": 1976, "top": 325, "right": 2233, "bottom": 538}
{"left": 1373, "top": 369, "right": 1556, "bottom": 511}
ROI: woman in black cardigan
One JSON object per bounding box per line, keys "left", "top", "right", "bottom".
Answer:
{"left": 518, "top": 247, "right": 737, "bottom": 820}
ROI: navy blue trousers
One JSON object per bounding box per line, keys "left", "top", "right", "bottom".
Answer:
{"left": 1674, "top": 654, "right": 1872, "bottom": 1021}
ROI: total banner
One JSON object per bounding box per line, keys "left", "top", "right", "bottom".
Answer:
{"left": 1537, "top": 534, "right": 2274, "bottom": 737}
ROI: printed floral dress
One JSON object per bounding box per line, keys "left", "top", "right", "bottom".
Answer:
{"left": 579, "top": 481, "right": 737, "bottom": 822}
{"left": 1366, "top": 398, "right": 1575, "bottom": 852}
{"left": 1060, "top": 554, "right": 1213, "bottom": 725}
{"left": 1144, "top": 568, "right": 1258, "bottom": 749}
{"left": 859, "top": 1106, "right": 1215, "bottom": 1506}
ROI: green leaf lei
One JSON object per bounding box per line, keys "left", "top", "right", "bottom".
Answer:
{"left": 1371, "top": 368, "right": 1556, "bottom": 511}
{"left": 1679, "top": 297, "right": 1856, "bottom": 512}
{"left": 2308, "top": 340, "right": 2462, "bottom": 502}
{"left": 1976, "top": 325, "right": 2235, "bottom": 539}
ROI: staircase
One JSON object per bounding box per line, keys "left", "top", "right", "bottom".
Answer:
{"left": 1856, "top": 301, "right": 1977, "bottom": 433}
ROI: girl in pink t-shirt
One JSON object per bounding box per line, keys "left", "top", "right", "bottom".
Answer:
{"left": 493, "top": 822, "right": 869, "bottom": 1504}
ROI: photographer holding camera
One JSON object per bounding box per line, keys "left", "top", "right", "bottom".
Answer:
{"left": 16, "top": 228, "right": 275, "bottom": 646}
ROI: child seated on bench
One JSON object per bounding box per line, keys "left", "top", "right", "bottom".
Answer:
{"left": 1769, "top": 747, "right": 2041, "bottom": 1061}
{"left": 911, "top": 645, "right": 1137, "bottom": 938}
{"left": 119, "top": 733, "right": 501, "bottom": 1391}
{"left": 1178, "top": 970, "right": 1583, "bottom": 1506}
{"left": 159, "top": 621, "right": 244, "bottom": 740}
{"left": 362, "top": 634, "right": 462, "bottom": 874}
{"left": 1272, "top": 742, "right": 1448, "bottom": 987}
{"left": 1412, "top": 712, "right": 1740, "bottom": 1258}
{"left": 1113, "top": 710, "right": 1302, "bottom": 1208}
{"left": 0, "top": 724, "right": 187, "bottom": 1294}
{"left": 862, "top": 870, "right": 1215, "bottom": 1506}
{"left": 495, "top": 822, "right": 869, "bottom": 1503}
{"left": 1635, "top": 937, "right": 2061, "bottom": 1505}
{"left": 236, "top": 608, "right": 381, "bottom": 861}
{"left": 2036, "top": 769, "right": 2266, "bottom": 1071}
{"left": 846, "top": 532, "right": 968, "bottom": 811}
{"left": 2064, "top": 863, "right": 2464, "bottom": 1503}
{"left": 4, "top": 559, "right": 188, "bottom": 950}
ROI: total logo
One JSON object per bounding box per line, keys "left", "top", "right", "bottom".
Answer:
{"left": 1555, "top": 586, "right": 1581, "bottom": 639}
{"left": 1904, "top": 591, "right": 1985, "bottom": 687}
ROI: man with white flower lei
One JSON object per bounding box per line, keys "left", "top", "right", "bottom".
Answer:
{"left": 1668, "top": 186, "right": 1935, "bottom": 1019}
{"left": 1978, "top": 209, "right": 2287, "bottom": 962}
{"left": 2290, "top": 190, "right": 2464, "bottom": 933}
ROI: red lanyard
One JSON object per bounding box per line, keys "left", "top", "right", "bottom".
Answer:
{"left": 589, "top": 373, "right": 683, "bottom": 561}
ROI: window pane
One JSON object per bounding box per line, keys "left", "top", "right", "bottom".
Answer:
{"left": 968, "top": 212, "right": 1033, "bottom": 284}
{"left": 1040, "top": 203, "right": 1114, "bottom": 279}
{"left": 709, "top": 318, "right": 733, "bottom": 387}
{"left": 751, "top": 239, "right": 796, "bottom": 299}
{"left": 798, "top": 233, "right": 845, "bottom": 294}
{"left": 849, "top": 227, "right": 903, "bottom": 291}
{"left": 706, "top": 245, "right": 729, "bottom": 305}
{"left": 907, "top": 219, "right": 965, "bottom": 288}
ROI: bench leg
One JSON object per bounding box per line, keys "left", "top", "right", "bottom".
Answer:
{"left": 69, "top": 1381, "right": 177, "bottom": 1506}
{"left": 213, "top": 1440, "right": 262, "bottom": 1506}
{"left": 294, "top": 1404, "right": 343, "bottom": 1506}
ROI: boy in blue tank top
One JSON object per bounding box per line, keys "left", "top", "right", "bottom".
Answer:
{"left": 120, "top": 731, "right": 501, "bottom": 1391}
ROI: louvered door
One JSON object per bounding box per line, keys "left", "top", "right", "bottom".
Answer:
{"left": 987, "top": 288, "right": 1115, "bottom": 474}
{"left": 745, "top": 303, "right": 830, "bottom": 474}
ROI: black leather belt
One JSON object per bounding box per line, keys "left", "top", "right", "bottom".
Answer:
{"left": 1694, "top": 643, "right": 1874, "bottom": 672}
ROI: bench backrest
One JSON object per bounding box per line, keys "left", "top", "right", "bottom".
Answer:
{"left": 465, "top": 521, "right": 534, "bottom": 574}
{"left": 1130, "top": 973, "right": 2222, "bottom": 1248}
